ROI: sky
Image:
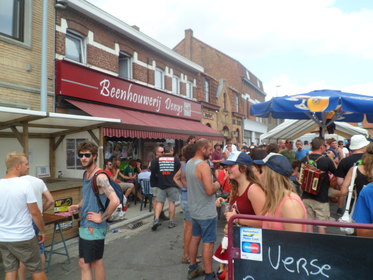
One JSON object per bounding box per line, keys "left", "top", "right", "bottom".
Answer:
{"left": 88, "top": 0, "right": 373, "bottom": 100}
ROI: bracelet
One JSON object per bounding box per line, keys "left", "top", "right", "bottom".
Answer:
{"left": 39, "top": 232, "right": 46, "bottom": 235}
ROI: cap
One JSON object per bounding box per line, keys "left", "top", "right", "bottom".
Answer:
{"left": 349, "top": 135, "right": 370, "bottom": 150}
{"left": 242, "top": 145, "right": 249, "bottom": 150}
{"left": 253, "top": 153, "right": 293, "bottom": 177}
{"left": 221, "top": 152, "right": 253, "bottom": 167}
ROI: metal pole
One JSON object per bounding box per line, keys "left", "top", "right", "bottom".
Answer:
{"left": 40, "top": 0, "right": 49, "bottom": 112}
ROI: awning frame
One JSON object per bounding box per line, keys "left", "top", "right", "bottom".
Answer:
{"left": 0, "top": 106, "right": 121, "bottom": 177}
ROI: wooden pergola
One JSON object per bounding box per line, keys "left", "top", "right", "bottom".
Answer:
{"left": 0, "top": 107, "right": 121, "bottom": 177}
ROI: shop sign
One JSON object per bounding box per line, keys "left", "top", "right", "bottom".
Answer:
{"left": 56, "top": 60, "right": 201, "bottom": 121}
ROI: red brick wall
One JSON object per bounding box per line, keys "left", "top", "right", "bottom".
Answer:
{"left": 56, "top": 8, "right": 199, "bottom": 89}
{"left": 174, "top": 33, "right": 266, "bottom": 104}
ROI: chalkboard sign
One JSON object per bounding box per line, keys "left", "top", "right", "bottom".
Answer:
{"left": 233, "top": 226, "right": 373, "bottom": 280}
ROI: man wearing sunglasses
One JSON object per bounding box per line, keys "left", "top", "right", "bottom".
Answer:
{"left": 69, "top": 141, "right": 120, "bottom": 280}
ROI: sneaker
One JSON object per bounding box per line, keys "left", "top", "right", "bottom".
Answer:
{"left": 188, "top": 264, "right": 204, "bottom": 280}
{"left": 337, "top": 208, "right": 344, "bottom": 216}
{"left": 159, "top": 211, "right": 169, "bottom": 221}
{"left": 151, "top": 219, "right": 161, "bottom": 231}
{"left": 168, "top": 221, "right": 176, "bottom": 228}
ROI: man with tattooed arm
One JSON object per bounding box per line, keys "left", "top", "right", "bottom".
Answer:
{"left": 69, "top": 141, "right": 120, "bottom": 280}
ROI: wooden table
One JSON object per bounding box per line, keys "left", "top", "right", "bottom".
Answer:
{"left": 43, "top": 213, "right": 71, "bottom": 272}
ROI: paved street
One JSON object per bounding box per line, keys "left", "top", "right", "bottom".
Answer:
{"left": 0, "top": 203, "right": 344, "bottom": 279}
{"left": 48, "top": 209, "right": 225, "bottom": 280}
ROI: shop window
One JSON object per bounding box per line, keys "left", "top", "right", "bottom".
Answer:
{"left": 0, "top": 0, "right": 24, "bottom": 41}
{"left": 186, "top": 81, "right": 193, "bottom": 99}
{"left": 66, "top": 138, "right": 87, "bottom": 170}
{"left": 203, "top": 78, "right": 210, "bottom": 102}
{"left": 66, "top": 30, "right": 86, "bottom": 63}
{"left": 172, "top": 75, "right": 180, "bottom": 94}
{"left": 155, "top": 68, "right": 164, "bottom": 89}
{"left": 119, "top": 52, "right": 132, "bottom": 79}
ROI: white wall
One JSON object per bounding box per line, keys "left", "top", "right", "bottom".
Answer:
{"left": 55, "top": 129, "right": 101, "bottom": 179}
{"left": 0, "top": 138, "right": 50, "bottom": 177}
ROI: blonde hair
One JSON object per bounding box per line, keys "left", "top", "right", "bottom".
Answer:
{"left": 229, "top": 164, "right": 262, "bottom": 202}
{"left": 362, "top": 143, "right": 373, "bottom": 182}
{"left": 6, "top": 152, "right": 27, "bottom": 170}
{"left": 260, "top": 166, "right": 295, "bottom": 215}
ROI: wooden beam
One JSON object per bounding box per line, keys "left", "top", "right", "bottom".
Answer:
{"left": 99, "top": 127, "right": 104, "bottom": 169}
{"left": 54, "top": 135, "right": 65, "bottom": 150}
{"left": 0, "top": 115, "right": 45, "bottom": 131}
{"left": 10, "top": 126, "right": 23, "bottom": 147}
{"left": 88, "top": 130, "right": 99, "bottom": 145}
{"left": 22, "top": 122, "right": 29, "bottom": 156}
{"left": 50, "top": 124, "right": 103, "bottom": 138}
{"left": 28, "top": 123, "right": 76, "bottom": 129}
{"left": 49, "top": 138, "right": 56, "bottom": 178}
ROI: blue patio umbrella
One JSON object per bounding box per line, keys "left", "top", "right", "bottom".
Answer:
{"left": 251, "top": 89, "right": 373, "bottom": 137}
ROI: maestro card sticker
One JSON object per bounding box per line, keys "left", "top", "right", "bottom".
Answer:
{"left": 240, "top": 227, "right": 263, "bottom": 261}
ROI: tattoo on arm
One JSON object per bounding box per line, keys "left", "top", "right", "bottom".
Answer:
{"left": 97, "top": 174, "right": 115, "bottom": 198}
{"left": 101, "top": 211, "right": 109, "bottom": 221}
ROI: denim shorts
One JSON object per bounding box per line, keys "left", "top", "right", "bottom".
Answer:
{"left": 192, "top": 217, "right": 217, "bottom": 243}
{"left": 181, "top": 200, "right": 192, "bottom": 221}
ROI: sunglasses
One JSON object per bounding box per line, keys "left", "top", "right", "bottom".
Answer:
{"left": 78, "top": 153, "right": 92, "bottom": 158}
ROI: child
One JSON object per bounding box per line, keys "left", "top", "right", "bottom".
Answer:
{"left": 213, "top": 224, "right": 228, "bottom": 280}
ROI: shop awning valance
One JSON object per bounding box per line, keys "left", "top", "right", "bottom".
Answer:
{"left": 67, "top": 100, "right": 224, "bottom": 141}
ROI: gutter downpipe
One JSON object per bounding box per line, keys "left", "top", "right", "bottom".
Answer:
{"left": 40, "top": 0, "right": 49, "bottom": 112}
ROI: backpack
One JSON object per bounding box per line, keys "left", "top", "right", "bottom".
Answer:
{"left": 89, "top": 170, "right": 124, "bottom": 212}
{"left": 298, "top": 155, "right": 326, "bottom": 195}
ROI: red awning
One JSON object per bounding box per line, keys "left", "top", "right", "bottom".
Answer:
{"left": 67, "top": 100, "right": 224, "bottom": 141}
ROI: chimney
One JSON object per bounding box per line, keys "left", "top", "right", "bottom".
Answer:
{"left": 185, "top": 29, "right": 193, "bottom": 39}
{"left": 132, "top": 25, "right": 140, "bottom": 31}
{"left": 184, "top": 29, "right": 193, "bottom": 59}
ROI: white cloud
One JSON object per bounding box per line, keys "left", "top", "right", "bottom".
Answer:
{"left": 88, "top": 0, "right": 373, "bottom": 101}
{"left": 265, "top": 74, "right": 373, "bottom": 101}
{"left": 88, "top": 0, "right": 373, "bottom": 59}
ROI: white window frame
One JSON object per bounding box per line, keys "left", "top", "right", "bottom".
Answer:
{"left": 0, "top": 0, "right": 32, "bottom": 48}
{"left": 65, "top": 30, "right": 86, "bottom": 64}
{"left": 235, "top": 93, "right": 239, "bottom": 112}
{"left": 203, "top": 78, "right": 210, "bottom": 102}
{"left": 172, "top": 75, "right": 180, "bottom": 94}
{"left": 186, "top": 81, "right": 193, "bottom": 99}
{"left": 119, "top": 52, "right": 132, "bottom": 80}
{"left": 66, "top": 138, "right": 87, "bottom": 170}
{"left": 155, "top": 68, "right": 164, "bottom": 89}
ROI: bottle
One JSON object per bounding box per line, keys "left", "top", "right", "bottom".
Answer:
{"left": 221, "top": 200, "right": 231, "bottom": 213}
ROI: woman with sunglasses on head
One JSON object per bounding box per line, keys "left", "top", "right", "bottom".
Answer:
{"left": 253, "top": 153, "right": 308, "bottom": 232}
{"left": 214, "top": 152, "right": 266, "bottom": 279}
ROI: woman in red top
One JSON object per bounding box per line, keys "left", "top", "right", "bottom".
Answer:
{"left": 214, "top": 152, "right": 266, "bottom": 279}
{"left": 216, "top": 152, "right": 265, "bottom": 227}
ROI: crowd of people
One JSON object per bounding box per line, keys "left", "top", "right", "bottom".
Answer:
{"left": 154, "top": 134, "right": 373, "bottom": 280}
{"left": 2, "top": 133, "right": 373, "bottom": 280}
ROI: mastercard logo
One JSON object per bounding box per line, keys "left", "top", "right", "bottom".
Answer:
{"left": 242, "top": 242, "right": 261, "bottom": 254}
{"left": 307, "top": 97, "right": 330, "bottom": 112}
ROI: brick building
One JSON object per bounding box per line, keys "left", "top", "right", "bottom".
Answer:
{"left": 0, "top": 0, "right": 55, "bottom": 111}
{"left": 174, "top": 29, "right": 267, "bottom": 145}
{"left": 55, "top": 0, "right": 223, "bottom": 172}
